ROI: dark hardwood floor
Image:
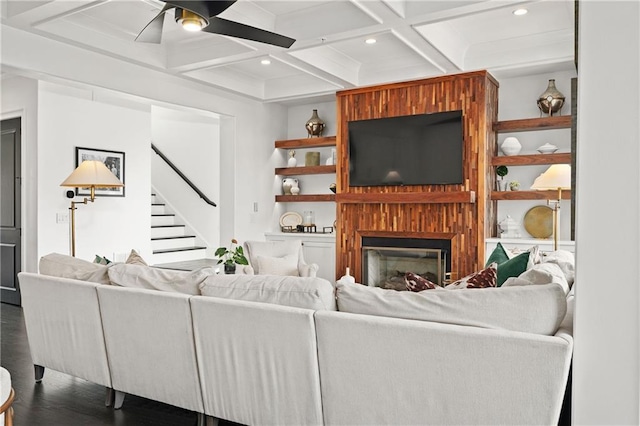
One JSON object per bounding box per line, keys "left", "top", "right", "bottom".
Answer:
{"left": 0, "top": 303, "right": 239, "bottom": 426}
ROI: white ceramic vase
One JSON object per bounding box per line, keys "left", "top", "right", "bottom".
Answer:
{"left": 500, "top": 137, "right": 522, "bottom": 156}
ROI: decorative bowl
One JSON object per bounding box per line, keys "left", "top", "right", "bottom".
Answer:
{"left": 537, "top": 143, "right": 558, "bottom": 154}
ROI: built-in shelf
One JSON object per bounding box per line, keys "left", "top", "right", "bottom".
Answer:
{"left": 492, "top": 153, "right": 571, "bottom": 166}
{"left": 337, "top": 191, "right": 476, "bottom": 204}
{"left": 275, "top": 165, "right": 336, "bottom": 176}
{"left": 275, "top": 194, "right": 336, "bottom": 202}
{"left": 275, "top": 136, "right": 337, "bottom": 202}
{"left": 275, "top": 136, "right": 336, "bottom": 149}
{"left": 493, "top": 115, "right": 572, "bottom": 133}
{"left": 491, "top": 190, "right": 571, "bottom": 201}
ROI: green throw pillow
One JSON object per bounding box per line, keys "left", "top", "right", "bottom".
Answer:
{"left": 496, "top": 251, "right": 529, "bottom": 287}
{"left": 485, "top": 242, "right": 510, "bottom": 267}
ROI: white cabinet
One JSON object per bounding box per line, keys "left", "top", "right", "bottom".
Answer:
{"left": 264, "top": 232, "right": 336, "bottom": 282}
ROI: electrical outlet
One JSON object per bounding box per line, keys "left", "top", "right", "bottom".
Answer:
{"left": 56, "top": 212, "right": 69, "bottom": 224}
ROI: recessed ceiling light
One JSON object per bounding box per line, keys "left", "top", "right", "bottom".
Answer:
{"left": 261, "top": 59, "right": 271, "bottom": 65}
{"left": 513, "top": 8, "right": 528, "bottom": 16}
{"left": 365, "top": 38, "right": 377, "bottom": 45}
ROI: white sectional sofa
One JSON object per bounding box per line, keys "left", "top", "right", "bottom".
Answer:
{"left": 18, "top": 252, "right": 573, "bottom": 425}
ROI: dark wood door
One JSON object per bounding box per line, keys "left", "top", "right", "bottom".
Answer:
{"left": 1, "top": 118, "right": 22, "bottom": 305}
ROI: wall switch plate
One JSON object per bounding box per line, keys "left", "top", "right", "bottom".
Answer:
{"left": 56, "top": 212, "right": 69, "bottom": 224}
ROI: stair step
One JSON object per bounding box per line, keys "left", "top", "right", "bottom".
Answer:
{"left": 151, "top": 225, "right": 185, "bottom": 228}
{"left": 152, "top": 203, "right": 165, "bottom": 206}
{"left": 153, "top": 246, "right": 207, "bottom": 254}
{"left": 151, "top": 235, "right": 196, "bottom": 241}
{"left": 152, "top": 214, "right": 175, "bottom": 217}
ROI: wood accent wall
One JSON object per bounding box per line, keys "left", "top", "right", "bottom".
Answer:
{"left": 335, "top": 71, "right": 499, "bottom": 282}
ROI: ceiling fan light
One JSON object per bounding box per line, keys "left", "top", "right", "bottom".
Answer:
{"left": 176, "top": 9, "right": 208, "bottom": 32}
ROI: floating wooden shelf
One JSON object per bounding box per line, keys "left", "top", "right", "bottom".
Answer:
{"left": 494, "top": 116, "right": 572, "bottom": 133}
{"left": 491, "top": 190, "right": 572, "bottom": 201}
{"left": 275, "top": 194, "right": 336, "bottom": 202}
{"left": 492, "top": 153, "right": 571, "bottom": 166}
{"left": 275, "top": 165, "right": 336, "bottom": 176}
{"left": 275, "top": 136, "right": 336, "bottom": 149}
{"left": 336, "top": 191, "right": 476, "bottom": 204}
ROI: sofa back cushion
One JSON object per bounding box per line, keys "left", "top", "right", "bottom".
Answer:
{"left": 39, "top": 252, "right": 111, "bottom": 284}
{"left": 199, "top": 274, "right": 337, "bottom": 311}
{"left": 336, "top": 280, "right": 567, "bottom": 335}
{"left": 107, "top": 263, "right": 214, "bottom": 295}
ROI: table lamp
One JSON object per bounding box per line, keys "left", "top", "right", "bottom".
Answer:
{"left": 530, "top": 164, "right": 571, "bottom": 250}
{"left": 60, "top": 160, "right": 124, "bottom": 256}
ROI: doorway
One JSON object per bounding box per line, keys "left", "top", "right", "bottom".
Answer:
{"left": 1, "top": 117, "right": 22, "bottom": 305}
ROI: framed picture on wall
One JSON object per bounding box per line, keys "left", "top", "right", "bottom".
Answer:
{"left": 75, "top": 146, "right": 125, "bottom": 197}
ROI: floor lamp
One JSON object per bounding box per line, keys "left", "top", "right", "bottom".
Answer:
{"left": 60, "top": 160, "right": 124, "bottom": 257}
{"left": 530, "top": 164, "right": 571, "bottom": 250}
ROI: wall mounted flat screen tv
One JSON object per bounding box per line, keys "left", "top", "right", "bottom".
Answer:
{"left": 348, "top": 110, "right": 464, "bottom": 187}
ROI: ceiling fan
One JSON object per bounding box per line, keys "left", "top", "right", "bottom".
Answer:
{"left": 136, "top": 0, "right": 295, "bottom": 48}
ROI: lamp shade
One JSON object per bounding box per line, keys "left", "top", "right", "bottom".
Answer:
{"left": 530, "top": 164, "right": 571, "bottom": 190}
{"left": 60, "top": 160, "right": 124, "bottom": 188}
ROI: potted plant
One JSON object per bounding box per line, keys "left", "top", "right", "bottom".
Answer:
{"left": 215, "top": 239, "right": 249, "bottom": 274}
{"left": 496, "top": 165, "right": 509, "bottom": 191}
{"left": 509, "top": 180, "right": 520, "bottom": 191}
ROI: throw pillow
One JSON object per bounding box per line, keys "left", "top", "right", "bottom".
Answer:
{"left": 542, "top": 250, "right": 575, "bottom": 287}
{"left": 445, "top": 263, "right": 497, "bottom": 289}
{"left": 335, "top": 279, "right": 567, "bottom": 336}
{"left": 485, "top": 243, "right": 510, "bottom": 267}
{"left": 256, "top": 254, "right": 299, "bottom": 276}
{"left": 404, "top": 272, "right": 440, "bottom": 292}
{"left": 93, "top": 255, "right": 112, "bottom": 265}
{"left": 125, "top": 249, "right": 148, "bottom": 266}
{"left": 39, "top": 252, "right": 111, "bottom": 284}
{"left": 495, "top": 251, "right": 530, "bottom": 287}
{"left": 107, "top": 263, "right": 215, "bottom": 295}
{"left": 503, "top": 262, "right": 570, "bottom": 295}
{"left": 199, "top": 275, "right": 336, "bottom": 311}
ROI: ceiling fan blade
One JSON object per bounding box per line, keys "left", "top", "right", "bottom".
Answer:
{"left": 135, "top": 3, "right": 172, "bottom": 43}
{"left": 165, "top": 0, "right": 236, "bottom": 19}
{"left": 203, "top": 17, "right": 295, "bottom": 48}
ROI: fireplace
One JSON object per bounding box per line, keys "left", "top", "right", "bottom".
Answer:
{"left": 361, "top": 236, "right": 451, "bottom": 290}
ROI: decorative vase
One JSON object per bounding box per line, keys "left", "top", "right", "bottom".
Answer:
{"left": 282, "top": 178, "right": 298, "bottom": 195}
{"left": 537, "top": 79, "right": 565, "bottom": 116}
{"left": 305, "top": 151, "right": 320, "bottom": 166}
{"left": 500, "top": 137, "right": 522, "bottom": 156}
{"left": 340, "top": 267, "right": 356, "bottom": 284}
{"left": 290, "top": 185, "right": 300, "bottom": 196}
{"left": 305, "top": 109, "right": 325, "bottom": 138}
{"left": 498, "top": 179, "right": 508, "bottom": 191}
{"left": 224, "top": 264, "right": 236, "bottom": 274}
{"left": 287, "top": 150, "right": 297, "bottom": 167}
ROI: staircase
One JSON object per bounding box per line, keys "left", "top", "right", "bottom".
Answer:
{"left": 150, "top": 192, "right": 207, "bottom": 264}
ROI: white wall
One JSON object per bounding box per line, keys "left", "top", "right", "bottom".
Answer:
{"left": 1, "top": 76, "right": 39, "bottom": 272}
{"left": 151, "top": 106, "right": 220, "bottom": 252}
{"left": 1, "top": 24, "right": 285, "bottom": 254}
{"left": 37, "top": 83, "right": 152, "bottom": 261}
{"left": 574, "top": 2, "right": 640, "bottom": 423}
{"left": 496, "top": 70, "right": 576, "bottom": 241}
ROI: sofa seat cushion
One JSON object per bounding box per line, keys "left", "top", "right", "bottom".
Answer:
{"left": 336, "top": 280, "right": 567, "bottom": 335}
{"left": 39, "top": 252, "right": 111, "bottom": 284}
{"left": 107, "top": 264, "right": 214, "bottom": 295}
{"left": 199, "top": 274, "right": 337, "bottom": 311}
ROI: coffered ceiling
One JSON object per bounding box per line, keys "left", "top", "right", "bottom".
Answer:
{"left": 1, "top": 0, "right": 575, "bottom": 104}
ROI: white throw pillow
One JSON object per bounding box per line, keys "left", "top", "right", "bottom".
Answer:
{"left": 503, "top": 262, "right": 570, "bottom": 295}
{"left": 335, "top": 280, "right": 567, "bottom": 336}
{"left": 199, "top": 274, "right": 336, "bottom": 310}
{"left": 39, "top": 252, "right": 111, "bottom": 284}
{"left": 107, "top": 263, "right": 215, "bottom": 295}
{"left": 542, "top": 250, "right": 575, "bottom": 287}
{"left": 257, "top": 254, "right": 299, "bottom": 276}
